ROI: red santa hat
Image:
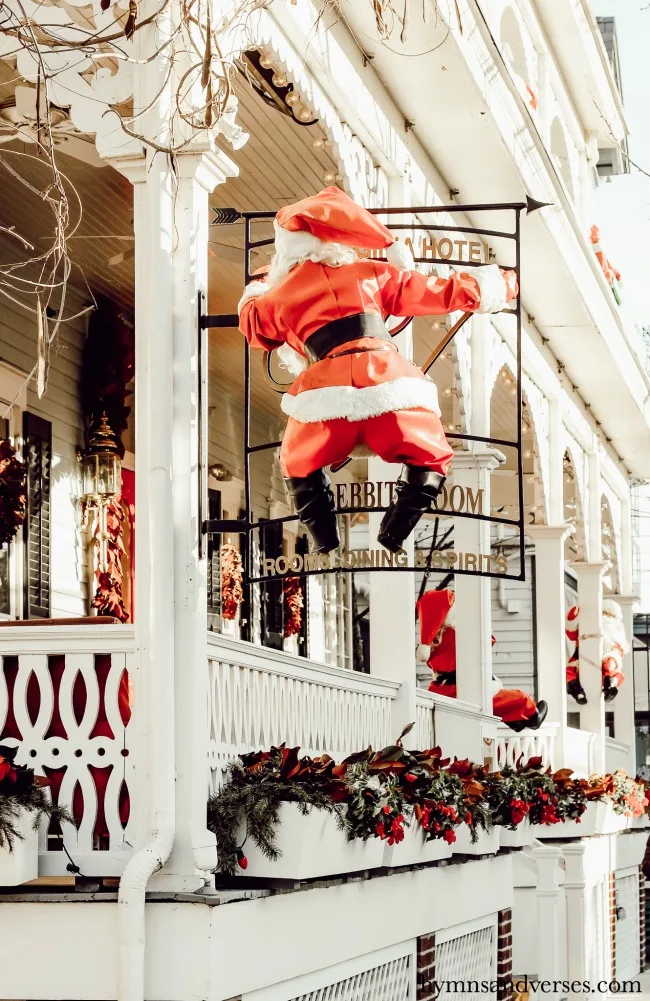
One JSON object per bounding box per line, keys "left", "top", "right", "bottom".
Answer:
{"left": 275, "top": 186, "right": 414, "bottom": 269}
{"left": 416, "top": 589, "right": 455, "bottom": 662}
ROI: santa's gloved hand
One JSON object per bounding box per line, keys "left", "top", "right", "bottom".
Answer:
{"left": 416, "top": 644, "right": 431, "bottom": 663}
{"left": 237, "top": 280, "right": 269, "bottom": 313}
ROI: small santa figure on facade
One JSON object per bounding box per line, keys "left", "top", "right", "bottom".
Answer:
{"left": 565, "top": 599, "right": 628, "bottom": 704}
{"left": 416, "top": 588, "right": 548, "bottom": 732}
{"left": 238, "top": 186, "right": 517, "bottom": 555}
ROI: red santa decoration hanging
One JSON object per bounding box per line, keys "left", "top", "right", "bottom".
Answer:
{"left": 238, "top": 186, "right": 518, "bottom": 555}
{"left": 565, "top": 599, "right": 628, "bottom": 704}
{"left": 416, "top": 588, "right": 548, "bottom": 732}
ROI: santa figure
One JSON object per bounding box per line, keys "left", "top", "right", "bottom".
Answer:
{"left": 238, "top": 186, "right": 517, "bottom": 555}
{"left": 565, "top": 599, "right": 628, "bottom": 704}
{"left": 416, "top": 588, "right": 548, "bottom": 732}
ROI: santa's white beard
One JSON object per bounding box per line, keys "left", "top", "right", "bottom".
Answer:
{"left": 602, "top": 616, "right": 629, "bottom": 658}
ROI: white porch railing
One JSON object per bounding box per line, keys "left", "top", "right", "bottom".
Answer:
{"left": 605, "top": 736, "right": 631, "bottom": 774}
{"left": 496, "top": 723, "right": 559, "bottom": 771}
{"left": 0, "top": 625, "right": 137, "bottom": 876}
{"left": 564, "top": 726, "right": 597, "bottom": 778}
{"left": 207, "top": 634, "right": 399, "bottom": 790}
{"left": 415, "top": 689, "right": 484, "bottom": 763}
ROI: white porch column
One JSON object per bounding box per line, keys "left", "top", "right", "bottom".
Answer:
{"left": 571, "top": 561, "right": 608, "bottom": 772}
{"left": 611, "top": 594, "right": 638, "bottom": 774}
{"left": 563, "top": 843, "right": 589, "bottom": 992}
{"left": 164, "top": 148, "right": 236, "bottom": 882}
{"left": 547, "top": 398, "right": 564, "bottom": 525}
{"left": 533, "top": 844, "right": 565, "bottom": 996}
{"left": 528, "top": 525, "right": 573, "bottom": 763}
{"left": 452, "top": 448, "right": 503, "bottom": 720}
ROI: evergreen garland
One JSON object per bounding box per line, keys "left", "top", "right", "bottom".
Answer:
{"left": 0, "top": 745, "right": 72, "bottom": 851}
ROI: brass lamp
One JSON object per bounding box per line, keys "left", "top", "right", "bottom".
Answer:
{"left": 82, "top": 411, "right": 121, "bottom": 573}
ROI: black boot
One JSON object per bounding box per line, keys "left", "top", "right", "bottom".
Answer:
{"left": 506, "top": 699, "right": 549, "bottom": 733}
{"left": 377, "top": 467, "right": 445, "bottom": 554}
{"left": 567, "top": 678, "right": 587, "bottom": 705}
{"left": 286, "top": 469, "right": 340, "bottom": 554}
{"left": 603, "top": 676, "right": 619, "bottom": 703}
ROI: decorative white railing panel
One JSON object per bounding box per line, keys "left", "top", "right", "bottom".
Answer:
{"left": 435, "top": 916, "right": 497, "bottom": 1001}
{"left": 0, "top": 625, "right": 137, "bottom": 876}
{"left": 288, "top": 954, "right": 412, "bottom": 1001}
{"left": 415, "top": 690, "right": 483, "bottom": 762}
{"left": 564, "top": 727, "right": 597, "bottom": 778}
{"left": 605, "top": 736, "right": 631, "bottom": 775}
{"left": 496, "top": 723, "right": 558, "bottom": 771}
{"left": 207, "top": 635, "right": 398, "bottom": 790}
{"left": 614, "top": 872, "right": 641, "bottom": 981}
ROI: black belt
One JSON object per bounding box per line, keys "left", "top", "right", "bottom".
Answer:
{"left": 304, "top": 313, "right": 391, "bottom": 363}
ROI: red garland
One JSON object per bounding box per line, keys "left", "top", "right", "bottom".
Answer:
{"left": 91, "top": 498, "right": 129, "bottom": 623}
{"left": 221, "top": 544, "right": 243, "bottom": 620}
{"left": 283, "top": 575, "right": 303, "bottom": 637}
{"left": 0, "top": 440, "right": 26, "bottom": 547}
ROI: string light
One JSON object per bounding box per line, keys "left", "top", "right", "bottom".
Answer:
{"left": 285, "top": 91, "right": 301, "bottom": 107}
{"left": 312, "top": 137, "right": 327, "bottom": 150}
{"left": 259, "top": 53, "right": 274, "bottom": 70}
{"left": 443, "top": 387, "right": 452, "bottom": 397}
{"left": 323, "top": 171, "right": 339, "bottom": 184}
{"left": 272, "top": 71, "right": 288, "bottom": 87}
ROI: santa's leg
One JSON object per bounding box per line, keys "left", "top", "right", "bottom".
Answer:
{"left": 566, "top": 652, "right": 587, "bottom": 704}
{"left": 364, "top": 408, "right": 453, "bottom": 553}
{"left": 602, "top": 655, "right": 624, "bottom": 702}
{"left": 281, "top": 417, "right": 358, "bottom": 553}
{"left": 494, "top": 689, "right": 548, "bottom": 732}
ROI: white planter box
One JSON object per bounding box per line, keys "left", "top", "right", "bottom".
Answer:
{"left": 0, "top": 810, "right": 39, "bottom": 886}
{"left": 632, "top": 814, "right": 650, "bottom": 831}
{"left": 453, "top": 823, "right": 500, "bottom": 856}
{"left": 499, "top": 819, "right": 533, "bottom": 848}
{"left": 383, "top": 823, "right": 453, "bottom": 867}
{"left": 531, "top": 802, "right": 631, "bottom": 839}
{"left": 235, "top": 803, "right": 384, "bottom": 880}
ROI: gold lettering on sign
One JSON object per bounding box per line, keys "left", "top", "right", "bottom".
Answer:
{"left": 336, "top": 482, "right": 484, "bottom": 516}
{"left": 358, "top": 238, "right": 487, "bottom": 264}
{"left": 262, "top": 550, "right": 510, "bottom": 576}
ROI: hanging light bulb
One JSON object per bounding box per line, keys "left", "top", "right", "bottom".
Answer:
{"left": 259, "top": 52, "right": 274, "bottom": 70}
{"left": 524, "top": 449, "right": 532, "bottom": 459}
{"left": 272, "top": 71, "right": 288, "bottom": 88}
{"left": 443, "top": 387, "right": 452, "bottom": 397}
{"left": 296, "top": 106, "right": 314, "bottom": 122}
{"left": 432, "top": 322, "right": 440, "bottom": 330}
{"left": 312, "top": 137, "right": 327, "bottom": 150}
{"left": 323, "top": 171, "right": 338, "bottom": 184}
{"left": 285, "top": 90, "right": 301, "bottom": 107}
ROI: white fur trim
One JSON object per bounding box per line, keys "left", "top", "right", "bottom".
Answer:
{"left": 416, "top": 643, "right": 431, "bottom": 663}
{"left": 276, "top": 343, "right": 308, "bottom": 376}
{"left": 473, "top": 264, "right": 510, "bottom": 314}
{"left": 491, "top": 676, "right": 503, "bottom": 695}
{"left": 269, "top": 224, "right": 358, "bottom": 285}
{"left": 387, "top": 240, "right": 414, "bottom": 270}
{"left": 281, "top": 376, "right": 441, "bottom": 423}
{"left": 237, "top": 280, "right": 268, "bottom": 314}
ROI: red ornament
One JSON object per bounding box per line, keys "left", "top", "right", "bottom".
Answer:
{"left": 238, "top": 855, "right": 248, "bottom": 870}
{"left": 405, "top": 772, "right": 417, "bottom": 783}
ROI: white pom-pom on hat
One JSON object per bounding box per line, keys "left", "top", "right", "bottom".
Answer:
{"left": 386, "top": 240, "right": 415, "bottom": 271}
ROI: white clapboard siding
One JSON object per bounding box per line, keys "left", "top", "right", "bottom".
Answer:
{"left": 491, "top": 554, "right": 536, "bottom": 694}
{"left": 0, "top": 293, "right": 89, "bottom": 616}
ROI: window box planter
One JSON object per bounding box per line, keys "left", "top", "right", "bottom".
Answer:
{"left": 382, "top": 825, "right": 453, "bottom": 867}
{"left": 499, "top": 819, "right": 532, "bottom": 848}
{"left": 0, "top": 811, "right": 38, "bottom": 886}
{"left": 235, "top": 803, "right": 384, "bottom": 880}
{"left": 453, "top": 823, "right": 500, "bottom": 856}
{"left": 531, "top": 802, "right": 631, "bottom": 839}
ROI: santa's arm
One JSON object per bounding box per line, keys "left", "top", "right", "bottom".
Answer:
{"left": 238, "top": 281, "right": 285, "bottom": 351}
{"left": 381, "top": 264, "right": 517, "bottom": 317}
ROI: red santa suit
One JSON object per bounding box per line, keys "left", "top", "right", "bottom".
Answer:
{"left": 416, "top": 589, "right": 546, "bottom": 730}
{"left": 238, "top": 187, "right": 518, "bottom": 554}
{"left": 566, "top": 599, "right": 628, "bottom": 704}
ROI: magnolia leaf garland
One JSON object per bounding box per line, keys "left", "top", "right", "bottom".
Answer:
{"left": 221, "top": 543, "right": 243, "bottom": 620}
{"left": 283, "top": 575, "right": 303, "bottom": 637}
{"left": 91, "top": 498, "right": 129, "bottom": 623}
{"left": 0, "top": 440, "right": 26, "bottom": 547}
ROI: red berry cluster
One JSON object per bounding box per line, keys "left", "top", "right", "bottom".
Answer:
{"left": 375, "top": 807, "right": 406, "bottom": 846}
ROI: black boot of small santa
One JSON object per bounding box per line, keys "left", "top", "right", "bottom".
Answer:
{"left": 505, "top": 700, "right": 549, "bottom": 733}
{"left": 377, "top": 466, "right": 445, "bottom": 554}
{"left": 567, "top": 678, "right": 588, "bottom": 705}
{"left": 603, "top": 676, "right": 619, "bottom": 703}
{"left": 286, "top": 469, "right": 340, "bottom": 554}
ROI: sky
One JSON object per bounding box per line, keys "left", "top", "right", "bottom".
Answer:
{"left": 591, "top": 0, "right": 650, "bottom": 334}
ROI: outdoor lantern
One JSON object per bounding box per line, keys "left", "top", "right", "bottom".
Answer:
{"left": 81, "top": 411, "right": 122, "bottom": 573}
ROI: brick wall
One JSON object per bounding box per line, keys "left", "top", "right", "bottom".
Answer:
{"left": 497, "top": 908, "right": 513, "bottom": 1001}
{"left": 416, "top": 934, "right": 435, "bottom": 1001}
{"left": 609, "top": 873, "right": 617, "bottom": 979}
{"left": 640, "top": 874, "right": 647, "bottom": 973}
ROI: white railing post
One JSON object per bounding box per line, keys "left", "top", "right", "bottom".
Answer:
{"left": 533, "top": 844, "right": 565, "bottom": 998}
{"left": 571, "top": 561, "right": 608, "bottom": 773}
{"left": 610, "top": 594, "right": 638, "bottom": 775}
{"left": 563, "top": 842, "right": 589, "bottom": 991}
{"left": 528, "top": 525, "right": 573, "bottom": 766}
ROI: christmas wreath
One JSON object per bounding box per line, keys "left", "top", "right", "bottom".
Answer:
{"left": 220, "top": 544, "right": 243, "bottom": 620}
{"left": 0, "top": 440, "right": 26, "bottom": 547}
{"left": 283, "top": 576, "right": 303, "bottom": 637}
{"left": 0, "top": 745, "right": 71, "bottom": 851}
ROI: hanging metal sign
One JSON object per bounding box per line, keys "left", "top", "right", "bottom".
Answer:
{"left": 201, "top": 196, "right": 549, "bottom": 586}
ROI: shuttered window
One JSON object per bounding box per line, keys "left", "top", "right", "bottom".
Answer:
{"left": 22, "top": 412, "right": 51, "bottom": 619}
